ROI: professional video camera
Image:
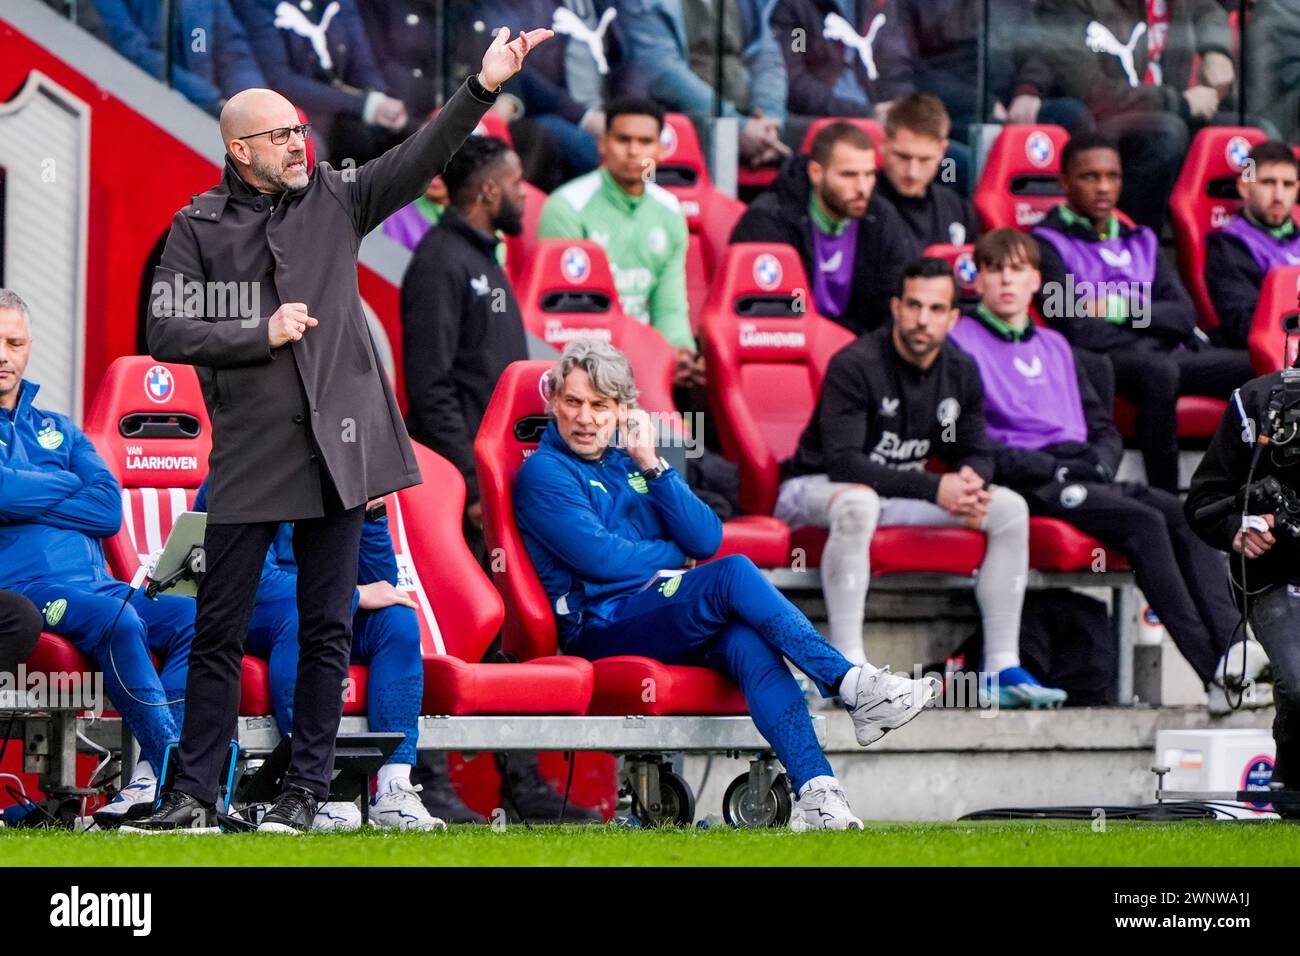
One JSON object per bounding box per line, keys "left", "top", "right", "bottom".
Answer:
{"left": 1195, "top": 475, "right": 1300, "bottom": 537}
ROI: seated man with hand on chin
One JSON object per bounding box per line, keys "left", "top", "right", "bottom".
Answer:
{"left": 512, "top": 341, "right": 940, "bottom": 832}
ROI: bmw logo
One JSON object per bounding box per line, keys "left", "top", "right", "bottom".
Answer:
{"left": 145, "top": 365, "right": 174, "bottom": 404}
{"left": 753, "top": 253, "right": 783, "bottom": 290}
{"left": 560, "top": 246, "right": 591, "bottom": 284}
{"left": 956, "top": 253, "right": 978, "bottom": 287}
{"left": 1025, "top": 131, "right": 1054, "bottom": 169}
{"left": 1225, "top": 135, "right": 1252, "bottom": 171}
{"left": 659, "top": 123, "right": 677, "bottom": 158}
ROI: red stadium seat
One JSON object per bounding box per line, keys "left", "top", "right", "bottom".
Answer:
{"left": 973, "top": 124, "right": 1071, "bottom": 232}
{"left": 396, "top": 443, "right": 593, "bottom": 715}
{"left": 514, "top": 239, "right": 677, "bottom": 414}
{"left": 1027, "top": 516, "right": 1128, "bottom": 573}
{"left": 656, "top": 114, "right": 748, "bottom": 330}
{"left": 82, "top": 357, "right": 211, "bottom": 587}
{"left": 702, "top": 244, "right": 1123, "bottom": 574}
{"left": 1247, "top": 265, "right": 1300, "bottom": 375}
{"left": 474, "top": 359, "right": 750, "bottom": 715}
{"left": 701, "top": 243, "right": 854, "bottom": 517}
{"left": 1112, "top": 396, "right": 1227, "bottom": 441}
{"left": 799, "top": 117, "right": 884, "bottom": 155}
{"left": 1168, "top": 126, "right": 1270, "bottom": 332}
{"left": 924, "top": 243, "right": 979, "bottom": 302}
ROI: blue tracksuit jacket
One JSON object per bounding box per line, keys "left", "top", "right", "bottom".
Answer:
{"left": 513, "top": 420, "right": 722, "bottom": 637}
{"left": 0, "top": 381, "right": 123, "bottom": 590}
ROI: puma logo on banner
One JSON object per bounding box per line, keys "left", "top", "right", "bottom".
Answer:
{"left": 552, "top": 6, "right": 618, "bottom": 74}
{"left": 1084, "top": 20, "right": 1147, "bottom": 88}
{"left": 274, "top": 1, "right": 341, "bottom": 72}
{"left": 823, "top": 12, "right": 887, "bottom": 80}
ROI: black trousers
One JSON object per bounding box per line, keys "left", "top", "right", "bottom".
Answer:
{"left": 1107, "top": 345, "right": 1255, "bottom": 492}
{"left": 0, "top": 588, "right": 42, "bottom": 676}
{"left": 1246, "top": 584, "right": 1300, "bottom": 790}
{"left": 174, "top": 477, "right": 364, "bottom": 804}
{"left": 1023, "top": 480, "right": 1239, "bottom": 685}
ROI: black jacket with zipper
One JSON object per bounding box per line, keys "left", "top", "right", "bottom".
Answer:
{"left": 401, "top": 207, "right": 527, "bottom": 505}
{"left": 783, "top": 325, "right": 995, "bottom": 500}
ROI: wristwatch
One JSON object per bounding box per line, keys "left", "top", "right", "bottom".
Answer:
{"left": 641, "top": 457, "right": 672, "bottom": 482}
{"left": 365, "top": 500, "right": 388, "bottom": 523}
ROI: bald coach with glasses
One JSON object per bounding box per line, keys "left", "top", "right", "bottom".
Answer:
{"left": 130, "top": 27, "right": 553, "bottom": 834}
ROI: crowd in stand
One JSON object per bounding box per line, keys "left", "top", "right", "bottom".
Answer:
{"left": 9, "top": 0, "right": 1300, "bottom": 828}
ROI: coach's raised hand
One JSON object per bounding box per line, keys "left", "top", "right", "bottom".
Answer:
{"left": 477, "top": 26, "right": 554, "bottom": 92}
{"left": 267, "top": 302, "right": 318, "bottom": 348}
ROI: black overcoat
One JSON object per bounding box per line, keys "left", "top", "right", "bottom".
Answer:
{"left": 148, "top": 79, "right": 496, "bottom": 523}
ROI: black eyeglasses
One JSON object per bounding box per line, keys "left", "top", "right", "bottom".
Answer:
{"left": 238, "top": 123, "right": 312, "bottom": 146}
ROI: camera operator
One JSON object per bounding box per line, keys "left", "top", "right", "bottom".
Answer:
{"left": 1186, "top": 369, "right": 1300, "bottom": 799}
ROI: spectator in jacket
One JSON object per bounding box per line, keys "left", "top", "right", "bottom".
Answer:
{"left": 448, "top": 2, "right": 646, "bottom": 190}
{"left": 1205, "top": 141, "right": 1300, "bottom": 349}
{"left": 952, "top": 228, "right": 1252, "bottom": 709}
{"left": 94, "top": 0, "right": 264, "bottom": 115}
{"left": 0, "top": 289, "right": 195, "bottom": 828}
{"left": 769, "top": 0, "right": 914, "bottom": 123}
{"left": 1018, "top": 0, "right": 1237, "bottom": 230}
{"left": 1032, "top": 132, "right": 1254, "bottom": 492}
{"left": 356, "top": 0, "right": 441, "bottom": 119}
{"left": 1247, "top": 0, "right": 1300, "bottom": 145}
{"left": 232, "top": 0, "right": 411, "bottom": 164}
{"left": 515, "top": 340, "right": 941, "bottom": 830}
{"left": 619, "top": 0, "right": 789, "bottom": 166}
{"left": 730, "top": 121, "right": 919, "bottom": 334}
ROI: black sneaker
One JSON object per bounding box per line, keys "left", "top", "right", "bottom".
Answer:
{"left": 257, "top": 784, "right": 318, "bottom": 834}
{"left": 412, "top": 752, "right": 487, "bottom": 825}
{"left": 119, "top": 790, "right": 220, "bottom": 835}
{"left": 500, "top": 752, "right": 603, "bottom": 824}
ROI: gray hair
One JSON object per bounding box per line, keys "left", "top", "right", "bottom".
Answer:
{"left": 547, "top": 339, "right": 640, "bottom": 408}
{"left": 0, "top": 289, "right": 32, "bottom": 334}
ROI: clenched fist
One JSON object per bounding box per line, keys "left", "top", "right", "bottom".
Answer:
{"left": 268, "top": 302, "right": 318, "bottom": 348}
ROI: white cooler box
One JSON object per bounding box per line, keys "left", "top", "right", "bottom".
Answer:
{"left": 1156, "top": 729, "right": 1277, "bottom": 817}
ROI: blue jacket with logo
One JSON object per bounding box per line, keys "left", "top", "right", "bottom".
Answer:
{"left": 513, "top": 420, "right": 722, "bottom": 639}
{"left": 0, "top": 381, "right": 123, "bottom": 589}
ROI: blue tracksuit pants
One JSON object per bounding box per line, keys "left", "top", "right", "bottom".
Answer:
{"left": 14, "top": 578, "right": 192, "bottom": 775}
{"left": 564, "top": 555, "right": 853, "bottom": 790}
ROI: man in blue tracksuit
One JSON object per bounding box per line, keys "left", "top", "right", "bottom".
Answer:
{"left": 0, "top": 290, "right": 193, "bottom": 826}
{"left": 192, "top": 479, "right": 442, "bottom": 830}
{"left": 513, "top": 340, "right": 939, "bottom": 831}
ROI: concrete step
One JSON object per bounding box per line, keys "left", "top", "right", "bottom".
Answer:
{"left": 682, "top": 703, "right": 1274, "bottom": 822}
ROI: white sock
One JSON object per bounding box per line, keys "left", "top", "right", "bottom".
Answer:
{"left": 821, "top": 490, "right": 878, "bottom": 665}
{"left": 798, "top": 774, "right": 839, "bottom": 798}
{"left": 377, "top": 763, "right": 411, "bottom": 794}
{"left": 133, "top": 759, "right": 157, "bottom": 784}
{"left": 975, "top": 488, "right": 1028, "bottom": 674}
{"left": 838, "top": 666, "right": 863, "bottom": 706}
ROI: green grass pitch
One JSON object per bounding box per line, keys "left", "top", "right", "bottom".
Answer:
{"left": 2, "top": 820, "right": 1298, "bottom": 867}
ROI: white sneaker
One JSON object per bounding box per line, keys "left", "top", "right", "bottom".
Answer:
{"left": 91, "top": 764, "right": 157, "bottom": 829}
{"left": 370, "top": 780, "right": 448, "bottom": 831}
{"left": 312, "top": 801, "right": 362, "bottom": 832}
{"left": 1217, "top": 641, "right": 1272, "bottom": 690}
{"left": 843, "top": 666, "right": 940, "bottom": 746}
{"left": 1208, "top": 680, "right": 1274, "bottom": 716}
{"left": 789, "top": 776, "right": 863, "bottom": 831}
